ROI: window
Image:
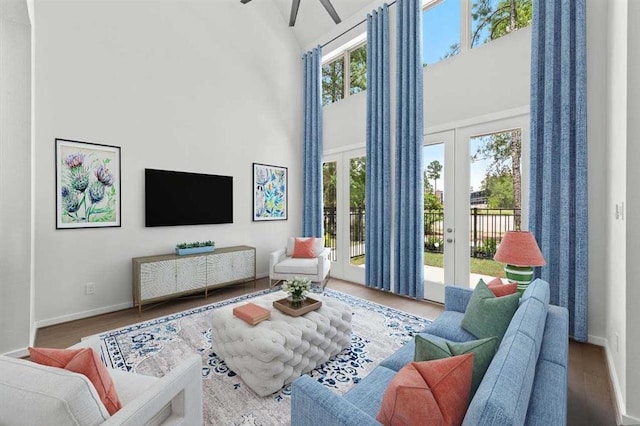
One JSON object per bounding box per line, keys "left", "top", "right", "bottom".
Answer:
{"left": 471, "top": 0, "right": 533, "bottom": 48}
{"left": 422, "top": 0, "right": 532, "bottom": 66}
{"left": 422, "top": 0, "right": 461, "bottom": 66}
{"left": 322, "top": 42, "right": 367, "bottom": 106}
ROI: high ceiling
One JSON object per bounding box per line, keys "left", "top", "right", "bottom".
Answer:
{"left": 269, "top": 0, "right": 379, "bottom": 48}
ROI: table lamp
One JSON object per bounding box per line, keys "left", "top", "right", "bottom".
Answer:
{"left": 494, "top": 231, "right": 546, "bottom": 294}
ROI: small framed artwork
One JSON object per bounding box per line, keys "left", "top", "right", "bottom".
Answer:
{"left": 55, "top": 138, "right": 121, "bottom": 229}
{"left": 253, "top": 162, "right": 287, "bottom": 221}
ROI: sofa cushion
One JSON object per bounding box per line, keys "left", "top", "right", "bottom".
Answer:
{"left": 274, "top": 257, "right": 318, "bottom": 275}
{"left": 462, "top": 282, "right": 550, "bottom": 426}
{"left": 292, "top": 237, "right": 317, "bottom": 258}
{"left": 286, "top": 237, "right": 325, "bottom": 257}
{"left": 29, "top": 347, "right": 123, "bottom": 415}
{"left": 461, "top": 280, "right": 519, "bottom": 342}
{"left": 414, "top": 335, "right": 498, "bottom": 398}
{"left": 520, "top": 278, "right": 550, "bottom": 305}
{"left": 423, "top": 311, "right": 478, "bottom": 342}
{"left": 377, "top": 355, "right": 473, "bottom": 426}
{"left": 379, "top": 332, "right": 447, "bottom": 372}
{"left": 525, "top": 359, "right": 567, "bottom": 426}
{"left": 343, "top": 366, "right": 397, "bottom": 418}
{"left": 0, "top": 355, "right": 110, "bottom": 425}
{"left": 484, "top": 278, "right": 518, "bottom": 297}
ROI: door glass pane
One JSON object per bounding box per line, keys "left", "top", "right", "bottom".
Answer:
{"left": 423, "top": 143, "right": 445, "bottom": 284}
{"left": 349, "top": 157, "right": 366, "bottom": 266}
{"left": 323, "top": 162, "right": 337, "bottom": 262}
{"left": 469, "top": 129, "right": 522, "bottom": 287}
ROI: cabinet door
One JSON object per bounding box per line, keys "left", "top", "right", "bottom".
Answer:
{"left": 207, "top": 252, "right": 234, "bottom": 286}
{"left": 176, "top": 256, "right": 207, "bottom": 292}
{"left": 232, "top": 249, "right": 255, "bottom": 280}
{"left": 140, "top": 260, "right": 176, "bottom": 300}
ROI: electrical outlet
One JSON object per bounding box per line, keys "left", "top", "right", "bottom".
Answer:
{"left": 85, "top": 282, "right": 95, "bottom": 295}
{"left": 616, "top": 333, "right": 619, "bottom": 353}
{"left": 615, "top": 204, "right": 620, "bottom": 220}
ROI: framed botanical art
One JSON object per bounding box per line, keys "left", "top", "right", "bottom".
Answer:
{"left": 253, "top": 163, "right": 287, "bottom": 221}
{"left": 55, "top": 138, "right": 121, "bottom": 229}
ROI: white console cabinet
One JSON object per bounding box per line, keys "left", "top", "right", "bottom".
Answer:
{"left": 133, "top": 245, "right": 256, "bottom": 313}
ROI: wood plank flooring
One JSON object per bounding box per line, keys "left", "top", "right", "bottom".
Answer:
{"left": 35, "top": 277, "right": 617, "bottom": 425}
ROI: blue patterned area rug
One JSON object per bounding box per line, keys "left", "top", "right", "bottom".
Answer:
{"left": 94, "top": 288, "right": 431, "bottom": 425}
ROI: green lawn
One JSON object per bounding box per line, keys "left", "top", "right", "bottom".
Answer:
{"left": 350, "top": 252, "right": 504, "bottom": 277}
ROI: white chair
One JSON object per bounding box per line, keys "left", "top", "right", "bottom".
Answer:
{"left": 269, "top": 237, "right": 331, "bottom": 288}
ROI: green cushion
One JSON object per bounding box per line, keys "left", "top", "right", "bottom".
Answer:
{"left": 460, "top": 279, "right": 520, "bottom": 342}
{"left": 414, "top": 335, "right": 498, "bottom": 397}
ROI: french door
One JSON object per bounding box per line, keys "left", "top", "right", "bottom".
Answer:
{"left": 423, "top": 115, "right": 529, "bottom": 303}
{"left": 322, "top": 149, "right": 366, "bottom": 284}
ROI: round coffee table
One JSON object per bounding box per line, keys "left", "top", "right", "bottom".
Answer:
{"left": 210, "top": 291, "right": 352, "bottom": 396}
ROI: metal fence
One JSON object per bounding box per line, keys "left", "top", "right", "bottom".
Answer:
{"left": 324, "top": 207, "right": 521, "bottom": 261}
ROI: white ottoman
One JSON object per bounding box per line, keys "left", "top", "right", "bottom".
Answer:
{"left": 210, "top": 291, "right": 352, "bottom": 396}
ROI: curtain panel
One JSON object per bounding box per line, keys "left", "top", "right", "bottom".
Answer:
{"left": 529, "top": 0, "right": 588, "bottom": 341}
{"left": 365, "top": 4, "right": 391, "bottom": 291}
{"left": 394, "top": 0, "right": 424, "bottom": 298}
{"left": 302, "top": 47, "right": 324, "bottom": 238}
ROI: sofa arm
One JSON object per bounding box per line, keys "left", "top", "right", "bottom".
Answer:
{"left": 444, "top": 286, "right": 474, "bottom": 313}
{"left": 269, "top": 248, "right": 287, "bottom": 272}
{"left": 104, "top": 354, "right": 203, "bottom": 426}
{"left": 291, "top": 375, "right": 379, "bottom": 426}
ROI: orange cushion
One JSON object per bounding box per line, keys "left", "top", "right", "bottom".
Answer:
{"left": 292, "top": 237, "right": 316, "bottom": 258}
{"left": 486, "top": 277, "right": 518, "bottom": 297}
{"left": 376, "top": 354, "right": 474, "bottom": 426}
{"left": 29, "top": 347, "right": 122, "bottom": 415}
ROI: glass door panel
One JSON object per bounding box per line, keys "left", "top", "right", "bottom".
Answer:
{"left": 323, "top": 161, "right": 338, "bottom": 262}
{"left": 349, "top": 156, "right": 366, "bottom": 266}
{"left": 468, "top": 128, "right": 523, "bottom": 287}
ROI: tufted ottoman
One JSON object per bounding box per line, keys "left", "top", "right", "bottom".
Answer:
{"left": 210, "top": 291, "right": 352, "bottom": 396}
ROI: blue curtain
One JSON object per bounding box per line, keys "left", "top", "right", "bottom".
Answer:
{"left": 302, "top": 47, "right": 323, "bottom": 238}
{"left": 529, "top": 0, "right": 588, "bottom": 341}
{"left": 394, "top": 0, "right": 424, "bottom": 298}
{"left": 365, "top": 5, "right": 391, "bottom": 291}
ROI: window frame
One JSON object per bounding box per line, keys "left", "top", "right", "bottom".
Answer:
{"left": 322, "top": 39, "right": 367, "bottom": 106}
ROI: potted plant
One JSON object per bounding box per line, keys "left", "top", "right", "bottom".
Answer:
{"left": 175, "top": 240, "right": 215, "bottom": 256}
{"left": 282, "top": 277, "right": 311, "bottom": 308}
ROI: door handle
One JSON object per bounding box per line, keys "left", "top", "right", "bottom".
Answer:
{"left": 447, "top": 228, "right": 453, "bottom": 233}
{"left": 446, "top": 238, "right": 453, "bottom": 243}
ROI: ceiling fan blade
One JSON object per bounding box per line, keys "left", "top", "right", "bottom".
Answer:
{"left": 240, "top": 0, "right": 252, "bottom": 4}
{"left": 318, "top": 0, "right": 341, "bottom": 24}
{"left": 289, "top": 0, "right": 301, "bottom": 27}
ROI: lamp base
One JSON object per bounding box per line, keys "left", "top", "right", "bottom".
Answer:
{"left": 504, "top": 265, "right": 534, "bottom": 295}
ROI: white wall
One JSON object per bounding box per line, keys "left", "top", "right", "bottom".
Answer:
{"left": 0, "top": 0, "right": 32, "bottom": 355}
{"left": 604, "top": 0, "right": 627, "bottom": 413}
{"left": 32, "top": 0, "right": 303, "bottom": 326}
{"left": 624, "top": 0, "right": 640, "bottom": 419}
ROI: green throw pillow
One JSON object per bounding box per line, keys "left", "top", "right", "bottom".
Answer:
{"left": 461, "top": 279, "right": 520, "bottom": 342}
{"left": 414, "top": 335, "right": 499, "bottom": 397}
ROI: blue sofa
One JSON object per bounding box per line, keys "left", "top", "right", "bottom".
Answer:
{"left": 291, "top": 279, "right": 569, "bottom": 425}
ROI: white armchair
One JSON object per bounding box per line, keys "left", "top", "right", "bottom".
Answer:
{"left": 269, "top": 237, "right": 331, "bottom": 288}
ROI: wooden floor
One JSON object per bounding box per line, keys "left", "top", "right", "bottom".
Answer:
{"left": 36, "top": 277, "right": 617, "bottom": 425}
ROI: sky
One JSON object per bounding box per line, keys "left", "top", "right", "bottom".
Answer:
{"left": 422, "top": 0, "right": 461, "bottom": 65}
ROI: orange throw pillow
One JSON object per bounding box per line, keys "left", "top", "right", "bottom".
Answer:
{"left": 376, "top": 354, "right": 474, "bottom": 426}
{"left": 486, "top": 277, "right": 518, "bottom": 297}
{"left": 29, "top": 347, "right": 122, "bottom": 415}
{"left": 292, "top": 237, "right": 316, "bottom": 258}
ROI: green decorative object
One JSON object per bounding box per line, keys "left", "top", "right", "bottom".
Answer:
{"left": 503, "top": 264, "right": 534, "bottom": 294}
{"left": 282, "top": 277, "right": 311, "bottom": 308}
{"left": 175, "top": 240, "right": 215, "bottom": 256}
{"left": 461, "top": 280, "right": 520, "bottom": 342}
{"left": 414, "top": 335, "right": 499, "bottom": 397}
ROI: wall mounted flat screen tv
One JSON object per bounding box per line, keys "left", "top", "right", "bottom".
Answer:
{"left": 145, "top": 168, "right": 233, "bottom": 227}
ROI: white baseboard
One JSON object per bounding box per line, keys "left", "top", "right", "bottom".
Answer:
{"left": 588, "top": 334, "right": 607, "bottom": 347}
{"left": 602, "top": 339, "right": 640, "bottom": 425}
{"left": 35, "top": 302, "right": 133, "bottom": 329}
{"left": 2, "top": 347, "right": 29, "bottom": 358}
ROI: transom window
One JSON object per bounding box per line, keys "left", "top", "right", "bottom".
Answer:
{"left": 322, "top": 42, "right": 367, "bottom": 106}
{"left": 423, "top": 0, "right": 532, "bottom": 66}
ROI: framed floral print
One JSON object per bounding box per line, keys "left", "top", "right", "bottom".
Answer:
{"left": 253, "top": 163, "right": 287, "bottom": 221}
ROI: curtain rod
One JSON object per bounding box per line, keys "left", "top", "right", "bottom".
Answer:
{"left": 320, "top": 1, "right": 397, "bottom": 48}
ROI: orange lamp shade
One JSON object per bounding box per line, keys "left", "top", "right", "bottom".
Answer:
{"left": 494, "top": 231, "right": 546, "bottom": 267}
